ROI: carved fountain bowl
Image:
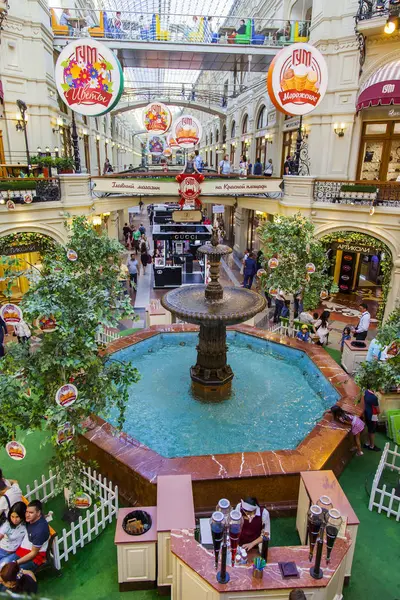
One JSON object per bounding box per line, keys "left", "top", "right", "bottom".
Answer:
{"left": 161, "top": 285, "right": 266, "bottom": 326}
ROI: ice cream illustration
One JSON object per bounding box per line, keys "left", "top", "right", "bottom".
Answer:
{"left": 304, "top": 70, "right": 318, "bottom": 91}
{"left": 294, "top": 64, "right": 309, "bottom": 91}
{"left": 281, "top": 68, "right": 295, "bottom": 90}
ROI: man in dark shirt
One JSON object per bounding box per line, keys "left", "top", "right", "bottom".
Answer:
{"left": 16, "top": 500, "right": 50, "bottom": 571}
{"left": 122, "top": 223, "right": 131, "bottom": 246}
{"left": 363, "top": 389, "right": 381, "bottom": 452}
{"left": 253, "top": 157, "right": 263, "bottom": 175}
{"left": 236, "top": 19, "right": 246, "bottom": 34}
{"left": 284, "top": 155, "right": 292, "bottom": 175}
{"left": 243, "top": 252, "right": 257, "bottom": 289}
{"left": 0, "top": 315, "right": 7, "bottom": 358}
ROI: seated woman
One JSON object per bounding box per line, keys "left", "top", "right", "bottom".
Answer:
{"left": 0, "top": 561, "right": 37, "bottom": 596}
{"left": 235, "top": 497, "right": 270, "bottom": 552}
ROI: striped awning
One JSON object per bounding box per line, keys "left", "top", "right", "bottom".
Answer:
{"left": 356, "top": 60, "right": 400, "bottom": 112}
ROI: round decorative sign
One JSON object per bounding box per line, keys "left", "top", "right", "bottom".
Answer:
{"left": 55, "top": 39, "right": 124, "bottom": 117}
{"left": 148, "top": 136, "right": 165, "bottom": 155}
{"left": 167, "top": 134, "right": 179, "bottom": 148}
{"left": 163, "top": 147, "right": 172, "bottom": 157}
{"left": 269, "top": 287, "right": 278, "bottom": 297}
{"left": 320, "top": 290, "right": 329, "bottom": 300}
{"left": 57, "top": 422, "right": 75, "bottom": 445}
{"left": 56, "top": 384, "right": 78, "bottom": 408}
{"left": 143, "top": 102, "right": 172, "bottom": 134}
{"left": 24, "top": 193, "right": 33, "bottom": 204}
{"left": 1, "top": 303, "right": 22, "bottom": 324}
{"left": 6, "top": 200, "right": 15, "bottom": 210}
{"left": 306, "top": 262, "right": 316, "bottom": 274}
{"left": 67, "top": 249, "right": 78, "bottom": 262}
{"left": 172, "top": 115, "right": 202, "bottom": 148}
{"left": 37, "top": 315, "right": 57, "bottom": 333}
{"left": 74, "top": 492, "right": 92, "bottom": 510}
{"left": 6, "top": 441, "right": 26, "bottom": 461}
{"left": 268, "top": 258, "right": 279, "bottom": 269}
{"left": 257, "top": 269, "right": 266, "bottom": 278}
{"left": 267, "top": 43, "right": 328, "bottom": 116}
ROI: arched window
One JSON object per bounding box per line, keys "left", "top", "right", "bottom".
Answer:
{"left": 231, "top": 120, "right": 236, "bottom": 138}
{"left": 256, "top": 105, "right": 266, "bottom": 130}
{"left": 216, "top": 129, "right": 219, "bottom": 143}
{"left": 222, "top": 125, "right": 227, "bottom": 143}
{"left": 242, "top": 114, "right": 248, "bottom": 134}
{"left": 210, "top": 132, "right": 213, "bottom": 144}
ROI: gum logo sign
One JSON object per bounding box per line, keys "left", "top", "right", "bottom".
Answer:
{"left": 143, "top": 102, "right": 172, "bottom": 134}
{"left": 172, "top": 115, "right": 202, "bottom": 148}
{"left": 55, "top": 39, "right": 124, "bottom": 116}
{"left": 267, "top": 43, "right": 328, "bottom": 116}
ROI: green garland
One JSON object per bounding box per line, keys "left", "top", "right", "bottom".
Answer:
{"left": 0, "top": 232, "right": 57, "bottom": 256}
{"left": 320, "top": 231, "right": 392, "bottom": 323}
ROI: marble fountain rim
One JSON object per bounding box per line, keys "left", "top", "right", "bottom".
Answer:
{"left": 83, "top": 324, "right": 361, "bottom": 483}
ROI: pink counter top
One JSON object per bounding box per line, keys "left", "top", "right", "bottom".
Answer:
{"left": 170, "top": 529, "right": 351, "bottom": 593}
{"left": 157, "top": 475, "right": 195, "bottom": 532}
{"left": 114, "top": 507, "right": 157, "bottom": 544}
{"left": 301, "top": 471, "right": 359, "bottom": 526}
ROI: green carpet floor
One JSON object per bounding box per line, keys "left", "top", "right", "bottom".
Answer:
{"left": 1, "top": 430, "right": 399, "bottom": 599}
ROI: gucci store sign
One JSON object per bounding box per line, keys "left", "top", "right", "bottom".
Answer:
{"left": 92, "top": 178, "right": 282, "bottom": 196}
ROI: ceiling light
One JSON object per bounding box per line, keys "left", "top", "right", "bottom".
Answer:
{"left": 384, "top": 17, "right": 397, "bottom": 34}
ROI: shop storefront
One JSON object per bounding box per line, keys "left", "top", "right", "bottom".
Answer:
{"left": 0, "top": 243, "right": 42, "bottom": 302}
{"left": 281, "top": 116, "right": 301, "bottom": 174}
{"left": 330, "top": 241, "right": 384, "bottom": 293}
{"left": 246, "top": 210, "right": 272, "bottom": 252}
{"left": 356, "top": 60, "right": 400, "bottom": 181}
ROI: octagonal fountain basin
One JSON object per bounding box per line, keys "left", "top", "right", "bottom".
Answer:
{"left": 82, "top": 325, "right": 360, "bottom": 513}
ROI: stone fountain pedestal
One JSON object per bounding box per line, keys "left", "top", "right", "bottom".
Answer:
{"left": 161, "top": 228, "right": 266, "bottom": 400}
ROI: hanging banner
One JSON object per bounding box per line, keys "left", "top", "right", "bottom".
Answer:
{"left": 55, "top": 39, "right": 124, "bottom": 116}
{"left": 172, "top": 115, "right": 202, "bottom": 148}
{"left": 6, "top": 441, "right": 26, "bottom": 461}
{"left": 267, "top": 43, "right": 328, "bottom": 116}
{"left": 148, "top": 136, "right": 165, "bottom": 155}
{"left": 1, "top": 303, "right": 23, "bottom": 324}
{"left": 175, "top": 173, "right": 204, "bottom": 209}
{"left": 143, "top": 102, "right": 172, "bottom": 134}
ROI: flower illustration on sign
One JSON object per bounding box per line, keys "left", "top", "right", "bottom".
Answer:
{"left": 148, "top": 136, "right": 165, "bottom": 155}
{"left": 172, "top": 115, "right": 202, "bottom": 148}
{"left": 267, "top": 43, "right": 328, "bottom": 116}
{"left": 55, "top": 39, "right": 124, "bottom": 116}
{"left": 143, "top": 102, "right": 172, "bottom": 134}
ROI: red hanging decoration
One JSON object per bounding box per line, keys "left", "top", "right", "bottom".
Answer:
{"left": 175, "top": 173, "right": 204, "bottom": 209}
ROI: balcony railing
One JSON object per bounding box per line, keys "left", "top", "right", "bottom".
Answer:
{"left": 313, "top": 180, "right": 400, "bottom": 207}
{"left": 356, "top": 0, "right": 400, "bottom": 22}
{"left": 0, "top": 178, "right": 61, "bottom": 205}
{"left": 50, "top": 7, "right": 310, "bottom": 47}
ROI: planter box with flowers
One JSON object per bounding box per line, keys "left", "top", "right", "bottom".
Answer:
{"left": 339, "top": 184, "right": 378, "bottom": 203}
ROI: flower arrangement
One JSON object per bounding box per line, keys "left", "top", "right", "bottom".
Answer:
{"left": 144, "top": 103, "right": 171, "bottom": 134}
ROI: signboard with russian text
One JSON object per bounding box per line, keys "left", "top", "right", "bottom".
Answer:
{"left": 55, "top": 39, "right": 124, "bottom": 116}
{"left": 172, "top": 210, "right": 203, "bottom": 223}
{"left": 267, "top": 43, "right": 328, "bottom": 116}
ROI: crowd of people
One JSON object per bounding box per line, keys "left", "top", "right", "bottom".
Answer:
{"left": 0, "top": 469, "right": 51, "bottom": 595}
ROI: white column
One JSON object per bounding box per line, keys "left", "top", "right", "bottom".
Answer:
{"left": 233, "top": 207, "right": 248, "bottom": 256}
{"left": 383, "top": 259, "right": 400, "bottom": 321}
{"left": 107, "top": 211, "right": 119, "bottom": 241}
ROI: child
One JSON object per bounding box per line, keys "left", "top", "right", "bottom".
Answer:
{"left": 296, "top": 325, "right": 310, "bottom": 343}
{"left": 0, "top": 501, "right": 26, "bottom": 564}
{"left": 331, "top": 405, "right": 364, "bottom": 456}
{"left": 340, "top": 326, "right": 351, "bottom": 352}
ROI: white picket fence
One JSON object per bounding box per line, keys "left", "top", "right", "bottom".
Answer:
{"left": 369, "top": 442, "right": 400, "bottom": 521}
{"left": 95, "top": 326, "right": 121, "bottom": 345}
{"left": 25, "top": 467, "right": 119, "bottom": 569}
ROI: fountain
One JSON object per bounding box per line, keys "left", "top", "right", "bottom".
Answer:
{"left": 161, "top": 228, "right": 266, "bottom": 399}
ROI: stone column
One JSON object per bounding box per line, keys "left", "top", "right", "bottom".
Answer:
{"left": 58, "top": 174, "right": 92, "bottom": 209}
{"left": 383, "top": 259, "right": 400, "bottom": 322}
{"left": 280, "top": 175, "right": 315, "bottom": 211}
{"left": 233, "top": 207, "right": 248, "bottom": 256}
{"left": 107, "top": 211, "right": 119, "bottom": 241}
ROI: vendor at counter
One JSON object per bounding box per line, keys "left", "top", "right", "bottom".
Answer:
{"left": 235, "top": 497, "right": 270, "bottom": 551}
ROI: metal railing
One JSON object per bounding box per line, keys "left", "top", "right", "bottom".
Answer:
{"left": 313, "top": 179, "right": 400, "bottom": 207}
{"left": 0, "top": 177, "right": 61, "bottom": 205}
{"left": 50, "top": 7, "right": 310, "bottom": 47}
{"left": 356, "top": 0, "right": 400, "bottom": 22}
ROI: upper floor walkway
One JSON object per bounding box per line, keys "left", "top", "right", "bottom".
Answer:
{"left": 51, "top": 7, "right": 310, "bottom": 72}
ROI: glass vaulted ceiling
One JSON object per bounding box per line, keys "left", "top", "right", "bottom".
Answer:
{"left": 95, "top": 0, "right": 239, "bottom": 104}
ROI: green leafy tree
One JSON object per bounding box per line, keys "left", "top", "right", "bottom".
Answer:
{"left": 355, "top": 306, "right": 400, "bottom": 393}
{"left": 0, "top": 217, "right": 140, "bottom": 497}
{"left": 257, "top": 213, "right": 334, "bottom": 326}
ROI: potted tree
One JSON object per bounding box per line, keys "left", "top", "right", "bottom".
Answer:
{"left": 55, "top": 156, "right": 75, "bottom": 174}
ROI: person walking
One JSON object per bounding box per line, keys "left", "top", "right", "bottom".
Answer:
{"left": 127, "top": 254, "right": 139, "bottom": 289}
{"left": 253, "top": 157, "right": 263, "bottom": 175}
{"left": 314, "top": 310, "right": 331, "bottom": 346}
{"left": 264, "top": 159, "right": 273, "bottom": 176}
{"left": 240, "top": 248, "right": 250, "bottom": 276}
{"left": 139, "top": 223, "right": 146, "bottom": 235}
{"left": 132, "top": 227, "right": 142, "bottom": 255}
{"left": 363, "top": 389, "right": 381, "bottom": 452}
{"left": 122, "top": 223, "right": 131, "bottom": 247}
{"left": 0, "top": 314, "right": 8, "bottom": 358}
{"left": 194, "top": 149, "right": 204, "bottom": 173}
{"left": 353, "top": 303, "right": 371, "bottom": 341}
{"left": 140, "top": 236, "right": 150, "bottom": 275}
{"left": 243, "top": 252, "right": 257, "bottom": 289}
{"left": 273, "top": 290, "right": 285, "bottom": 324}
{"left": 239, "top": 155, "right": 248, "bottom": 179}
{"left": 218, "top": 154, "right": 231, "bottom": 176}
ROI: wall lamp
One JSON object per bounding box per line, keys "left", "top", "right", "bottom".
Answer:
{"left": 52, "top": 117, "right": 63, "bottom": 133}
{"left": 384, "top": 16, "right": 398, "bottom": 35}
{"left": 334, "top": 123, "right": 346, "bottom": 137}
{"left": 264, "top": 134, "right": 273, "bottom": 144}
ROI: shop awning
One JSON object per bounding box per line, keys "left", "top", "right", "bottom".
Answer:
{"left": 356, "top": 60, "right": 400, "bottom": 112}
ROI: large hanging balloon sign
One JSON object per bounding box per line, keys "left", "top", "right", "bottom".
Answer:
{"left": 55, "top": 39, "right": 124, "bottom": 116}
{"left": 267, "top": 43, "right": 328, "bottom": 116}
{"left": 172, "top": 115, "right": 202, "bottom": 148}
{"left": 148, "top": 136, "right": 165, "bottom": 155}
{"left": 143, "top": 102, "right": 172, "bottom": 134}
{"left": 6, "top": 441, "right": 26, "bottom": 461}
{"left": 1, "top": 303, "right": 23, "bottom": 324}
{"left": 56, "top": 384, "right": 78, "bottom": 408}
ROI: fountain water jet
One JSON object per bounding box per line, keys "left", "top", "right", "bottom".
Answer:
{"left": 161, "top": 228, "right": 266, "bottom": 399}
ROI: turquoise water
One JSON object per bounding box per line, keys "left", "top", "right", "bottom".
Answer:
{"left": 110, "top": 332, "right": 339, "bottom": 458}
